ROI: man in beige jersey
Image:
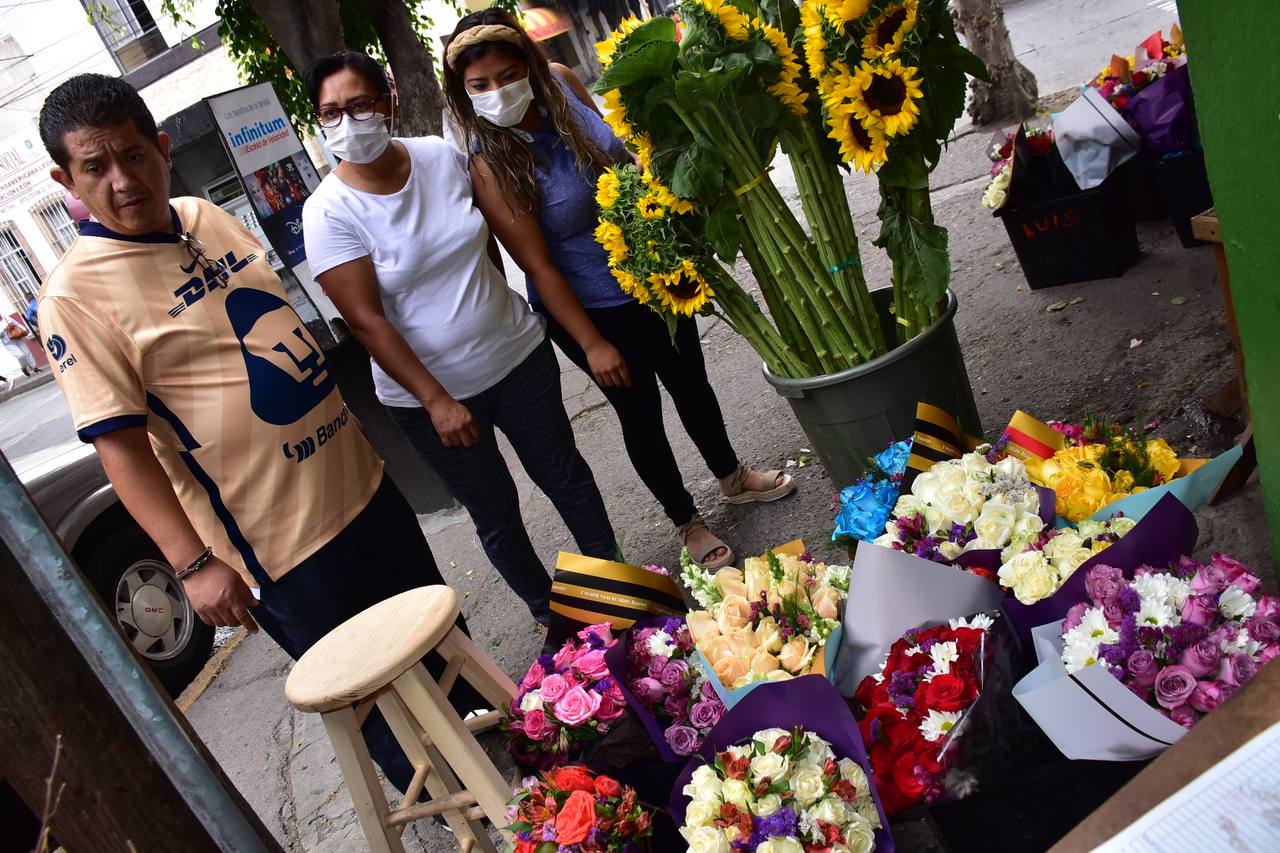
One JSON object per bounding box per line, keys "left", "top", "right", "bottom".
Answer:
{"left": 37, "top": 73, "right": 483, "bottom": 793}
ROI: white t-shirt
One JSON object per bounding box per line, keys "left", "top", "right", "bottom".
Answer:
{"left": 303, "top": 137, "right": 545, "bottom": 404}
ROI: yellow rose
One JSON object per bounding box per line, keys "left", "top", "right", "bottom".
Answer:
{"left": 743, "top": 558, "right": 772, "bottom": 600}
{"left": 716, "top": 594, "right": 753, "bottom": 634}
{"left": 714, "top": 568, "right": 748, "bottom": 600}
{"left": 1146, "top": 438, "right": 1181, "bottom": 484}
{"left": 1112, "top": 469, "right": 1136, "bottom": 494}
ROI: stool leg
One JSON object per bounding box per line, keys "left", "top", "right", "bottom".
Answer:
{"left": 437, "top": 627, "right": 518, "bottom": 710}
{"left": 377, "top": 691, "right": 496, "bottom": 852}
{"left": 320, "top": 707, "right": 405, "bottom": 853}
{"left": 393, "top": 663, "right": 513, "bottom": 838}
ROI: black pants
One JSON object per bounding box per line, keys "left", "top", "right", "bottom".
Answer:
{"left": 253, "top": 475, "right": 486, "bottom": 794}
{"left": 538, "top": 301, "right": 739, "bottom": 526}
{"left": 388, "top": 340, "right": 617, "bottom": 624}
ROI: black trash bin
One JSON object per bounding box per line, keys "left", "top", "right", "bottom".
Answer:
{"left": 1148, "top": 148, "right": 1214, "bottom": 248}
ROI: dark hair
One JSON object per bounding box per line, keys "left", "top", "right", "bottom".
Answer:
{"left": 442, "top": 8, "right": 610, "bottom": 215}
{"left": 304, "top": 51, "right": 392, "bottom": 108}
{"left": 38, "top": 73, "right": 159, "bottom": 169}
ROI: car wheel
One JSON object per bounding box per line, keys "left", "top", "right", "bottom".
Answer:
{"left": 83, "top": 525, "right": 214, "bottom": 697}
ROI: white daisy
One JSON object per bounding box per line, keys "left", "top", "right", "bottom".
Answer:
{"left": 646, "top": 629, "right": 676, "bottom": 659}
{"left": 1219, "top": 586, "right": 1258, "bottom": 621}
{"left": 928, "top": 641, "right": 959, "bottom": 677}
{"left": 919, "top": 709, "right": 964, "bottom": 742}
{"left": 949, "top": 613, "right": 995, "bottom": 631}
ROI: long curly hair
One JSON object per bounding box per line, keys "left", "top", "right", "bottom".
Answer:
{"left": 443, "top": 8, "right": 610, "bottom": 216}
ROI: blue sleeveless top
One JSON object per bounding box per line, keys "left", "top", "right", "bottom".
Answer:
{"left": 523, "top": 81, "right": 632, "bottom": 309}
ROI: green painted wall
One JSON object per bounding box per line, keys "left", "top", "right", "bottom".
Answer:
{"left": 1179, "top": 1, "right": 1280, "bottom": 562}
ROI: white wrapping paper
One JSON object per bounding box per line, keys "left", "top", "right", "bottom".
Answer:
{"left": 1053, "top": 87, "right": 1142, "bottom": 190}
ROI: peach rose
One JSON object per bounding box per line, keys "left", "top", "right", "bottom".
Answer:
{"left": 753, "top": 616, "right": 782, "bottom": 653}
{"left": 713, "top": 655, "right": 749, "bottom": 687}
{"left": 779, "top": 637, "right": 812, "bottom": 674}
{"left": 765, "top": 669, "right": 793, "bottom": 682}
{"left": 686, "top": 610, "right": 720, "bottom": 645}
{"left": 716, "top": 594, "right": 754, "bottom": 634}
{"left": 701, "top": 636, "right": 733, "bottom": 665}
{"left": 714, "top": 568, "right": 749, "bottom": 600}
{"left": 750, "top": 649, "right": 780, "bottom": 674}
{"left": 744, "top": 558, "right": 772, "bottom": 599}
{"left": 811, "top": 586, "right": 842, "bottom": 621}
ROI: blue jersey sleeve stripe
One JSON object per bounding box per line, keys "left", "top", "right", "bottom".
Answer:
{"left": 77, "top": 414, "right": 148, "bottom": 442}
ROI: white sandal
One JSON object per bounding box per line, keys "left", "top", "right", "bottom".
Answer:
{"left": 719, "top": 464, "right": 797, "bottom": 505}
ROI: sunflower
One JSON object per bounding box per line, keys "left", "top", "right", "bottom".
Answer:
{"left": 849, "top": 59, "right": 923, "bottom": 137}
{"left": 596, "top": 170, "right": 621, "bottom": 210}
{"left": 596, "top": 16, "right": 643, "bottom": 68}
{"left": 644, "top": 172, "right": 698, "bottom": 215}
{"left": 816, "top": 61, "right": 856, "bottom": 116}
{"left": 594, "top": 220, "right": 629, "bottom": 263}
{"left": 800, "top": 0, "right": 831, "bottom": 78}
{"left": 637, "top": 193, "right": 666, "bottom": 220}
{"left": 601, "top": 89, "right": 633, "bottom": 141}
{"left": 861, "top": 0, "right": 918, "bottom": 60}
{"left": 612, "top": 268, "right": 650, "bottom": 303}
{"left": 648, "top": 259, "right": 715, "bottom": 315}
{"left": 632, "top": 133, "right": 655, "bottom": 173}
{"left": 698, "top": 0, "right": 752, "bottom": 41}
{"left": 760, "top": 22, "right": 808, "bottom": 115}
{"left": 826, "top": 103, "right": 889, "bottom": 173}
{"left": 823, "top": 0, "right": 872, "bottom": 32}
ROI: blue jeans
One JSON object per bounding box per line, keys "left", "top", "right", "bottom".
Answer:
{"left": 253, "top": 475, "right": 486, "bottom": 794}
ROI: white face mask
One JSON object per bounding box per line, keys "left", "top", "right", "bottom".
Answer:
{"left": 469, "top": 77, "right": 534, "bottom": 127}
{"left": 322, "top": 113, "right": 392, "bottom": 164}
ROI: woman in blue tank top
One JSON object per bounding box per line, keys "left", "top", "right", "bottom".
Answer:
{"left": 443, "top": 9, "right": 796, "bottom": 569}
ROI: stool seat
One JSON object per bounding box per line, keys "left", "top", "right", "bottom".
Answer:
{"left": 285, "top": 586, "right": 460, "bottom": 712}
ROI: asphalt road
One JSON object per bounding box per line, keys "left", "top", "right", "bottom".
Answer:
{"left": 0, "top": 380, "right": 76, "bottom": 464}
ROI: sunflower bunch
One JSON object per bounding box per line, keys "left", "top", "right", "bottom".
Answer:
{"left": 680, "top": 0, "right": 809, "bottom": 116}
{"left": 594, "top": 165, "right": 715, "bottom": 317}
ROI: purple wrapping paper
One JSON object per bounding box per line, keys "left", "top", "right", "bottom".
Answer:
{"left": 952, "top": 485, "right": 1059, "bottom": 573}
{"left": 1122, "top": 63, "right": 1195, "bottom": 154}
{"left": 1001, "top": 492, "right": 1198, "bottom": 650}
{"left": 603, "top": 616, "right": 683, "bottom": 764}
{"left": 668, "top": 676, "right": 895, "bottom": 853}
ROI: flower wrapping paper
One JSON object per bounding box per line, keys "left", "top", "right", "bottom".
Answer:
{"left": 1000, "top": 493, "right": 1198, "bottom": 658}
{"left": 668, "top": 676, "right": 894, "bottom": 853}
{"left": 1120, "top": 62, "right": 1195, "bottom": 155}
{"left": 603, "top": 616, "right": 692, "bottom": 763}
{"left": 833, "top": 542, "right": 1006, "bottom": 693}
{"left": 1012, "top": 621, "right": 1188, "bottom": 760}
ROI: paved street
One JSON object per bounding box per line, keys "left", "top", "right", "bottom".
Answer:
{"left": 0, "top": 380, "right": 75, "bottom": 462}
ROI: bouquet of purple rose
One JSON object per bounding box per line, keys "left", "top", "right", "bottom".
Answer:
{"left": 604, "top": 616, "right": 726, "bottom": 762}
{"left": 1013, "top": 553, "right": 1279, "bottom": 760}
{"left": 503, "top": 623, "right": 629, "bottom": 771}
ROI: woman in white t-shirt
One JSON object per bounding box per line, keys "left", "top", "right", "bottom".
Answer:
{"left": 301, "top": 52, "right": 622, "bottom": 627}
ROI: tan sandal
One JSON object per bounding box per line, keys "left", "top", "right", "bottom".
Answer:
{"left": 678, "top": 514, "right": 735, "bottom": 570}
{"left": 719, "top": 464, "right": 797, "bottom": 505}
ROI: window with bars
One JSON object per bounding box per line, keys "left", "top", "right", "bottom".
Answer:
{"left": 31, "top": 196, "right": 78, "bottom": 254}
{"left": 0, "top": 226, "right": 41, "bottom": 311}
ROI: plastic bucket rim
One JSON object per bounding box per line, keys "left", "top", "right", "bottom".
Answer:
{"left": 761, "top": 288, "right": 959, "bottom": 393}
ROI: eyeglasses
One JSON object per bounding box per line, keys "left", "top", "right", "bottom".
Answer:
{"left": 314, "top": 95, "right": 390, "bottom": 128}
{"left": 179, "top": 232, "right": 228, "bottom": 285}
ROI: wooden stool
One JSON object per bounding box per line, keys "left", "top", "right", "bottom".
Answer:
{"left": 284, "top": 587, "right": 516, "bottom": 853}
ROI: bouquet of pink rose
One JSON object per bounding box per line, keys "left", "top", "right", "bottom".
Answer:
{"left": 617, "top": 616, "right": 727, "bottom": 760}
{"left": 503, "top": 623, "right": 628, "bottom": 771}
{"left": 1059, "top": 555, "right": 1279, "bottom": 726}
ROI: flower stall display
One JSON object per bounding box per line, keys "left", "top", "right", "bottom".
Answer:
{"left": 503, "top": 623, "right": 628, "bottom": 771}
{"left": 1014, "top": 554, "right": 1279, "bottom": 760}
{"left": 678, "top": 726, "right": 883, "bottom": 852}
{"left": 605, "top": 615, "right": 728, "bottom": 760}
{"left": 670, "top": 677, "right": 893, "bottom": 852}
{"left": 508, "top": 765, "right": 655, "bottom": 852}
{"left": 680, "top": 546, "right": 849, "bottom": 705}
{"left": 980, "top": 121, "right": 1054, "bottom": 211}
{"left": 852, "top": 614, "right": 1024, "bottom": 816}
{"left": 1086, "top": 26, "right": 1185, "bottom": 113}
{"left": 832, "top": 439, "right": 911, "bottom": 548}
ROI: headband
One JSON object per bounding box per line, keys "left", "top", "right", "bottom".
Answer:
{"left": 446, "top": 24, "right": 525, "bottom": 69}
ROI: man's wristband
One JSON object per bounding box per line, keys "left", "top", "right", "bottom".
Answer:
{"left": 176, "top": 546, "right": 214, "bottom": 580}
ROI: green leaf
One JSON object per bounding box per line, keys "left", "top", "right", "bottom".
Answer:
{"left": 876, "top": 134, "right": 930, "bottom": 189}
{"left": 672, "top": 144, "right": 726, "bottom": 203}
{"left": 734, "top": 89, "right": 783, "bottom": 131}
{"left": 1047, "top": 301, "right": 1068, "bottom": 312}
{"left": 758, "top": 0, "right": 801, "bottom": 37}
{"left": 875, "top": 190, "right": 950, "bottom": 308}
{"left": 674, "top": 73, "right": 713, "bottom": 110}
{"left": 920, "top": 39, "right": 969, "bottom": 145}
{"left": 625, "top": 15, "right": 676, "bottom": 47}
{"left": 595, "top": 40, "right": 679, "bottom": 92}
{"left": 950, "top": 43, "right": 991, "bottom": 83}
{"left": 706, "top": 202, "right": 745, "bottom": 262}
{"left": 1170, "top": 296, "right": 1187, "bottom": 305}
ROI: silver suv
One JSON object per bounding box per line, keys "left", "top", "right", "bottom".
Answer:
{"left": 16, "top": 440, "right": 213, "bottom": 696}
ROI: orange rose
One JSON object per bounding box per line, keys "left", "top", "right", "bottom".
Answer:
{"left": 593, "top": 774, "right": 623, "bottom": 799}
{"left": 555, "top": 789, "right": 598, "bottom": 845}
{"left": 547, "top": 765, "right": 595, "bottom": 793}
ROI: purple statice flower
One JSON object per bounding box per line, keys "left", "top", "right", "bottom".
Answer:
{"left": 888, "top": 670, "right": 920, "bottom": 710}
{"left": 1118, "top": 587, "right": 1141, "bottom": 616}
{"left": 1162, "top": 622, "right": 1210, "bottom": 661}
{"left": 745, "top": 809, "right": 800, "bottom": 848}
{"left": 984, "top": 435, "right": 1011, "bottom": 463}
{"left": 949, "top": 523, "right": 969, "bottom": 544}
{"left": 1110, "top": 665, "right": 1126, "bottom": 680}
{"left": 540, "top": 823, "right": 557, "bottom": 842}
{"left": 919, "top": 638, "right": 938, "bottom": 653}
{"left": 1101, "top": 613, "right": 1140, "bottom": 667}
{"left": 800, "top": 549, "right": 814, "bottom": 563}
{"left": 536, "top": 654, "right": 555, "bottom": 671}
{"left": 1136, "top": 626, "right": 1164, "bottom": 648}
{"left": 664, "top": 617, "right": 684, "bottom": 634}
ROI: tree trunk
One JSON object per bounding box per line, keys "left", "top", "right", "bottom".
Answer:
{"left": 953, "top": 0, "right": 1038, "bottom": 125}
{"left": 362, "top": 0, "right": 445, "bottom": 136}
{"left": 246, "top": 0, "right": 347, "bottom": 72}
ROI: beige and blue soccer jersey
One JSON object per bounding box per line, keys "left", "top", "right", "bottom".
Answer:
{"left": 39, "top": 196, "right": 383, "bottom": 585}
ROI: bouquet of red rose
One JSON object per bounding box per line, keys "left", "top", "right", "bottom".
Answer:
{"left": 853, "top": 613, "right": 1026, "bottom": 816}
{"left": 509, "top": 764, "right": 654, "bottom": 853}
{"left": 612, "top": 616, "right": 727, "bottom": 760}
{"left": 503, "top": 623, "right": 628, "bottom": 771}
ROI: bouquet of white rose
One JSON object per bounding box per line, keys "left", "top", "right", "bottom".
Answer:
{"left": 997, "top": 516, "right": 1137, "bottom": 605}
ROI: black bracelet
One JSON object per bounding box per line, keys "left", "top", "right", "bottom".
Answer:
{"left": 176, "top": 546, "right": 214, "bottom": 580}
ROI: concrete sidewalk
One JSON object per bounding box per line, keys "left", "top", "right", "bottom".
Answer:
{"left": 0, "top": 368, "right": 54, "bottom": 404}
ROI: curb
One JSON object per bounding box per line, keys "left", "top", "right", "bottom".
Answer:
{"left": 0, "top": 370, "right": 55, "bottom": 404}
{"left": 176, "top": 627, "right": 249, "bottom": 713}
